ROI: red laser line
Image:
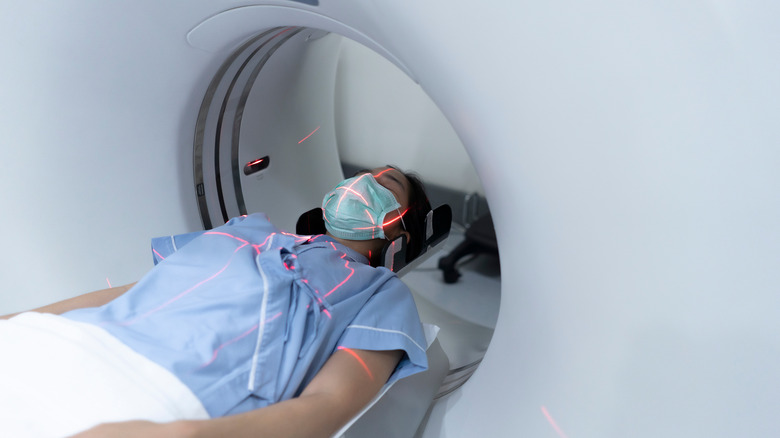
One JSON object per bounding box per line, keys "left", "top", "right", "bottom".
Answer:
{"left": 364, "top": 209, "right": 376, "bottom": 224}
{"left": 337, "top": 346, "right": 373, "bottom": 380}
{"left": 541, "top": 406, "right": 570, "bottom": 438}
{"left": 281, "top": 231, "right": 310, "bottom": 243}
{"left": 200, "top": 311, "right": 283, "bottom": 368}
{"left": 205, "top": 231, "right": 249, "bottom": 246}
{"left": 336, "top": 185, "right": 369, "bottom": 205}
{"left": 372, "top": 168, "right": 393, "bottom": 178}
{"left": 200, "top": 324, "right": 258, "bottom": 368}
{"left": 353, "top": 208, "right": 408, "bottom": 231}
{"left": 323, "top": 257, "right": 354, "bottom": 298}
{"left": 382, "top": 208, "right": 408, "bottom": 227}
{"left": 119, "top": 241, "right": 248, "bottom": 326}
{"left": 335, "top": 174, "right": 370, "bottom": 212}
{"left": 298, "top": 126, "right": 320, "bottom": 144}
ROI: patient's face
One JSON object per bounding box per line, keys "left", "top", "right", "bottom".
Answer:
{"left": 350, "top": 166, "right": 412, "bottom": 241}
{"left": 366, "top": 166, "right": 412, "bottom": 212}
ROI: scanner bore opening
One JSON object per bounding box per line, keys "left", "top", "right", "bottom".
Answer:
{"left": 192, "top": 26, "right": 500, "bottom": 399}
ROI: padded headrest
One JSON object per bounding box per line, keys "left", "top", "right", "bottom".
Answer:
{"left": 295, "top": 207, "right": 328, "bottom": 236}
{"left": 295, "top": 205, "right": 452, "bottom": 274}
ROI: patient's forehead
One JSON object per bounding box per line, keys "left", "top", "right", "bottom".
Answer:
{"left": 362, "top": 166, "right": 411, "bottom": 207}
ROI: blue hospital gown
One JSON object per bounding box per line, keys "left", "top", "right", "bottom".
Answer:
{"left": 63, "top": 213, "right": 428, "bottom": 417}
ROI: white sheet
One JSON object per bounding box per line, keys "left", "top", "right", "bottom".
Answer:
{"left": 0, "top": 313, "right": 209, "bottom": 438}
{"left": 0, "top": 313, "right": 439, "bottom": 437}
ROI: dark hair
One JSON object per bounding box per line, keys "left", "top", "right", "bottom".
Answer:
{"left": 390, "top": 166, "right": 432, "bottom": 262}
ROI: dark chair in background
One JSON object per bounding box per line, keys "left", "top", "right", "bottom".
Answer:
{"left": 438, "top": 213, "right": 499, "bottom": 283}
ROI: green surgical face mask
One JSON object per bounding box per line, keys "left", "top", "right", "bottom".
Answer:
{"left": 321, "top": 174, "right": 403, "bottom": 240}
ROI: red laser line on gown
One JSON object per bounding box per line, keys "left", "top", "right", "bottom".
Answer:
{"left": 281, "top": 231, "right": 310, "bottom": 243}
{"left": 200, "top": 312, "right": 283, "bottom": 368}
{"left": 205, "top": 231, "right": 249, "bottom": 245}
{"left": 323, "top": 256, "right": 355, "bottom": 298}
{"left": 118, "top": 239, "right": 249, "bottom": 325}
{"left": 253, "top": 233, "right": 277, "bottom": 254}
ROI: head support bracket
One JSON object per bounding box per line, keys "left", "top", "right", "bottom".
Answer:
{"left": 296, "top": 204, "right": 452, "bottom": 275}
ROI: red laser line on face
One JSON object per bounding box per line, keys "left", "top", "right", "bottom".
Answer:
{"left": 353, "top": 208, "right": 409, "bottom": 231}
{"left": 323, "top": 197, "right": 334, "bottom": 211}
{"left": 541, "top": 406, "right": 569, "bottom": 438}
{"left": 383, "top": 208, "right": 408, "bottom": 227}
{"left": 336, "top": 185, "right": 369, "bottom": 205}
{"left": 372, "top": 168, "right": 394, "bottom": 178}
{"left": 359, "top": 208, "right": 380, "bottom": 237}
{"left": 298, "top": 126, "right": 320, "bottom": 144}
{"left": 352, "top": 225, "right": 381, "bottom": 231}
{"left": 337, "top": 346, "right": 374, "bottom": 380}
{"left": 364, "top": 209, "right": 376, "bottom": 224}
{"left": 334, "top": 173, "right": 370, "bottom": 213}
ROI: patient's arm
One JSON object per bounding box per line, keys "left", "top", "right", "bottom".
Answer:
{"left": 70, "top": 348, "right": 403, "bottom": 438}
{"left": 0, "top": 282, "right": 136, "bottom": 320}
{"left": 188, "top": 348, "right": 402, "bottom": 438}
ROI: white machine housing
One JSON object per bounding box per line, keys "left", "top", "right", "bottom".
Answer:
{"left": 2, "top": 1, "right": 779, "bottom": 437}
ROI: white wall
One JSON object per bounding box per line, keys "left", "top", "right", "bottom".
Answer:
{"left": 334, "top": 38, "right": 483, "bottom": 195}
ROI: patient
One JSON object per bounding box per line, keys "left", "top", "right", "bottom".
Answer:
{"left": 0, "top": 166, "right": 432, "bottom": 438}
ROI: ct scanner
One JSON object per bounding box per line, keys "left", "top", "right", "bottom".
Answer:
{"left": 2, "top": 1, "right": 779, "bottom": 437}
